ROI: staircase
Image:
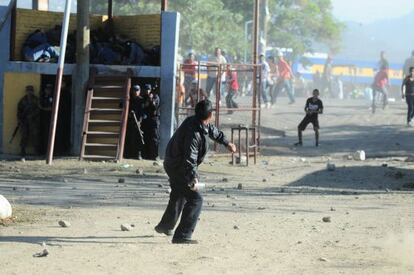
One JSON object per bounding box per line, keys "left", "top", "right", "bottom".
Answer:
{"left": 80, "top": 71, "right": 131, "bottom": 162}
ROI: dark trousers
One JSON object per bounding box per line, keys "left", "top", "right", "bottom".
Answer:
{"left": 206, "top": 76, "right": 216, "bottom": 98}
{"left": 406, "top": 95, "right": 414, "bottom": 123}
{"left": 225, "top": 89, "right": 238, "bottom": 113}
{"left": 157, "top": 182, "right": 203, "bottom": 240}
{"left": 142, "top": 118, "right": 159, "bottom": 160}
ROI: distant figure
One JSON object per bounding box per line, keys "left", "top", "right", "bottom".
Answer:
{"left": 206, "top": 47, "right": 227, "bottom": 98}
{"left": 259, "top": 54, "right": 271, "bottom": 108}
{"left": 39, "top": 83, "right": 53, "bottom": 155}
{"left": 182, "top": 53, "right": 197, "bottom": 98}
{"left": 371, "top": 65, "right": 389, "bottom": 114}
{"left": 141, "top": 84, "right": 160, "bottom": 160}
{"left": 402, "top": 67, "right": 414, "bottom": 126}
{"left": 126, "top": 85, "right": 145, "bottom": 160}
{"left": 378, "top": 50, "right": 389, "bottom": 71}
{"left": 268, "top": 56, "right": 279, "bottom": 106}
{"left": 403, "top": 50, "right": 414, "bottom": 78}
{"left": 322, "top": 55, "right": 333, "bottom": 97}
{"left": 155, "top": 100, "right": 236, "bottom": 244}
{"left": 275, "top": 52, "right": 295, "bottom": 104}
{"left": 17, "top": 86, "right": 40, "bottom": 156}
{"left": 225, "top": 65, "right": 239, "bottom": 114}
{"left": 295, "top": 89, "right": 324, "bottom": 147}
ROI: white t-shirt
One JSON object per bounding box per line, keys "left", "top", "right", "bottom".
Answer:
{"left": 403, "top": 56, "right": 414, "bottom": 76}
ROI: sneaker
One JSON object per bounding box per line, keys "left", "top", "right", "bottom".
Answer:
{"left": 266, "top": 102, "right": 271, "bottom": 109}
{"left": 294, "top": 142, "right": 303, "bottom": 147}
{"left": 172, "top": 238, "right": 198, "bottom": 244}
{"left": 154, "top": 225, "right": 173, "bottom": 236}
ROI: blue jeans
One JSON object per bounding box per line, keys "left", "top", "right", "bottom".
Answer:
{"left": 206, "top": 76, "right": 216, "bottom": 98}
{"left": 275, "top": 79, "right": 295, "bottom": 103}
{"left": 261, "top": 80, "right": 270, "bottom": 104}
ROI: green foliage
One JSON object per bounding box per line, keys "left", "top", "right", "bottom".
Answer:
{"left": 88, "top": 0, "right": 343, "bottom": 59}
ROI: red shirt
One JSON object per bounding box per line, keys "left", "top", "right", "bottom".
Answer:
{"left": 278, "top": 59, "right": 292, "bottom": 80}
{"left": 227, "top": 70, "right": 239, "bottom": 91}
{"left": 182, "top": 59, "right": 197, "bottom": 77}
{"left": 374, "top": 69, "right": 388, "bottom": 88}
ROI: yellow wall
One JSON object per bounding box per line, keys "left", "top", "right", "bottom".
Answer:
{"left": 3, "top": 73, "right": 41, "bottom": 154}
{"left": 112, "top": 14, "right": 161, "bottom": 48}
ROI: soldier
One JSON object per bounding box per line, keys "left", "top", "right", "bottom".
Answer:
{"left": 39, "top": 83, "right": 53, "bottom": 155}
{"left": 126, "top": 85, "right": 145, "bottom": 159}
{"left": 17, "top": 85, "right": 40, "bottom": 156}
{"left": 141, "top": 84, "right": 160, "bottom": 160}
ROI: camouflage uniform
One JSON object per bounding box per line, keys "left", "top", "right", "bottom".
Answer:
{"left": 17, "top": 93, "right": 40, "bottom": 156}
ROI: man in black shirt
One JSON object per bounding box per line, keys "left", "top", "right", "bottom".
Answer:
{"left": 295, "top": 89, "right": 324, "bottom": 147}
{"left": 402, "top": 67, "right": 414, "bottom": 126}
{"left": 155, "top": 100, "right": 236, "bottom": 244}
{"left": 126, "top": 85, "right": 145, "bottom": 159}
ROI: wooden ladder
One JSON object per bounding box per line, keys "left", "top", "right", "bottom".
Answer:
{"left": 80, "top": 71, "right": 131, "bottom": 162}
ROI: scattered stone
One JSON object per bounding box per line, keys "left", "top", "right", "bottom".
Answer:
{"left": 237, "top": 183, "right": 243, "bottom": 190}
{"left": 297, "top": 241, "right": 302, "bottom": 244}
{"left": 136, "top": 168, "right": 144, "bottom": 175}
{"left": 167, "top": 188, "right": 172, "bottom": 194}
{"left": 58, "top": 220, "right": 71, "bottom": 228}
{"left": 353, "top": 150, "right": 366, "bottom": 161}
{"left": 292, "top": 212, "right": 296, "bottom": 215}
{"left": 318, "top": 257, "right": 328, "bottom": 262}
{"left": 121, "top": 224, "right": 133, "bottom": 231}
{"left": 21, "top": 158, "right": 26, "bottom": 163}
{"left": 153, "top": 161, "right": 161, "bottom": 167}
{"left": 262, "top": 178, "right": 268, "bottom": 183}
{"left": 118, "top": 178, "right": 125, "bottom": 184}
{"left": 232, "top": 203, "right": 237, "bottom": 206}
{"left": 25, "top": 187, "right": 30, "bottom": 191}
{"left": 382, "top": 163, "right": 388, "bottom": 167}
{"left": 322, "top": 216, "right": 331, "bottom": 223}
{"left": 346, "top": 211, "right": 350, "bottom": 215}
{"left": 226, "top": 194, "right": 231, "bottom": 198}
{"left": 300, "top": 158, "right": 306, "bottom": 162}
{"left": 233, "top": 225, "right": 239, "bottom": 230}
{"left": 220, "top": 188, "right": 225, "bottom": 191}
{"left": 156, "top": 169, "right": 163, "bottom": 174}
{"left": 0, "top": 195, "right": 12, "bottom": 219}
{"left": 330, "top": 207, "right": 336, "bottom": 211}
{"left": 12, "top": 187, "right": 17, "bottom": 191}
{"left": 385, "top": 188, "right": 391, "bottom": 193}
{"left": 83, "top": 168, "right": 88, "bottom": 174}
{"left": 130, "top": 224, "right": 135, "bottom": 228}
{"left": 157, "top": 184, "right": 163, "bottom": 188}
{"left": 33, "top": 249, "right": 49, "bottom": 258}
{"left": 257, "top": 207, "right": 266, "bottom": 210}
{"left": 222, "top": 178, "right": 229, "bottom": 183}
{"left": 326, "top": 163, "right": 336, "bottom": 172}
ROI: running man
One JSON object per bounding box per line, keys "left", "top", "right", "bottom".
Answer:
{"left": 295, "top": 89, "right": 324, "bottom": 147}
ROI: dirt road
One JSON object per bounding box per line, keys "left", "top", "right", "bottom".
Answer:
{"left": 1, "top": 98, "right": 414, "bottom": 274}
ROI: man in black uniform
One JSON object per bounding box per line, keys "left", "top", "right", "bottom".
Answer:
{"left": 39, "top": 83, "right": 54, "bottom": 155}
{"left": 155, "top": 100, "right": 236, "bottom": 244}
{"left": 141, "top": 84, "right": 160, "bottom": 160}
{"left": 295, "top": 89, "right": 324, "bottom": 147}
{"left": 126, "top": 85, "right": 145, "bottom": 159}
{"left": 17, "top": 85, "right": 40, "bottom": 156}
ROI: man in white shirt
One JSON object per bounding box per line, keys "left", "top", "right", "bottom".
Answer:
{"left": 206, "top": 47, "right": 227, "bottom": 99}
{"left": 259, "top": 54, "right": 271, "bottom": 108}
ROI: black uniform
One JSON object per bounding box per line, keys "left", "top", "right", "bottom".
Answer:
{"left": 125, "top": 95, "right": 146, "bottom": 159}
{"left": 298, "top": 97, "right": 323, "bottom": 131}
{"left": 141, "top": 92, "right": 160, "bottom": 160}
{"left": 17, "top": 94, "right": 40, "bottom": 156}
{"left": 39, "top": 90, "right": 53, "bottom": 155}
{"left": 156, "top": 116, "right": 229, "bottom": 241}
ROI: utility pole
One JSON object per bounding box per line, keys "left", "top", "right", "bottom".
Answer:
{"left": 259, "top": 0, "right": 269, "bottom": 55}
{"left": 46, "top": 0, "right": 72, "bottom": 164}
{"left": 71, "top": 0, "right": 90, "bottom": 156}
